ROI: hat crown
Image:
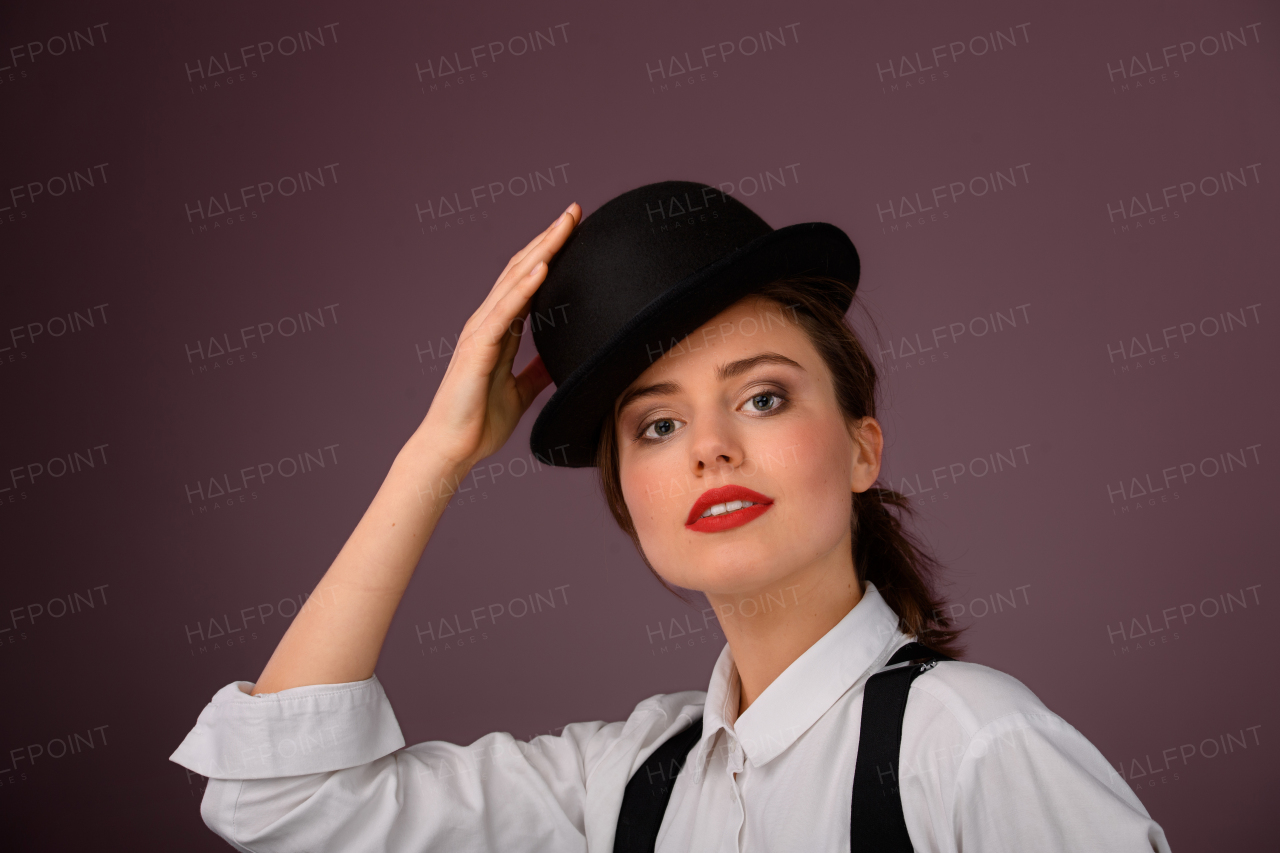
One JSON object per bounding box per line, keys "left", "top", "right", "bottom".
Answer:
{"left": 530, "top": 181, "right": 771, "bottom": 383}
{"left": 526, "top": 178, "right": 859, "bottom": 466}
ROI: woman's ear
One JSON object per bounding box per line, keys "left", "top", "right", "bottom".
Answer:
{"left": 849, "top": 416, "right": 884, "bottom": 494}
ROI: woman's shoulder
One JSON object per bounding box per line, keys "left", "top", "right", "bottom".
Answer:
{"left": 576, "top": 688, "right": 706, "bottom": 794}
{"left": 907, "top": 658, "right": 1060, "bottom": 738}
{"left": 900, "top": 659, "right": 1164, "bottom": 849}
{"left": 611, "top": 688, "right": 707, "bottom": 751}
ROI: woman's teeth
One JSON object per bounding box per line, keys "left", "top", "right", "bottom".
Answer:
{"left": 700, "top": 500, "right": 756, "bottom": 519}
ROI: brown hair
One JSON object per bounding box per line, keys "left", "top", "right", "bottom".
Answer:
{"left": 595, "top": 275, "right": 963, "bottom": 657}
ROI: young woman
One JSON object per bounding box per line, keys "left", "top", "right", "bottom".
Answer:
{"left": 172, "top": 182, "right": 1171, "bottom": 852}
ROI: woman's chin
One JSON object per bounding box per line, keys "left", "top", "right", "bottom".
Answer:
{"left": 659, "top": 551, "right": 794, "bottom": 599}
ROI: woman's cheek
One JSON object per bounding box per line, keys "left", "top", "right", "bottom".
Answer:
{"left": 622, "top": 465, "right": 690, "bottom": 583}
{"left": 771, "top": 420, "right": 854, "bottom": 535}
{"left": 766, "top": 418, "right": 845, "bottom": 490}
{"left": 621, "top": 459, "right": 673, "bottom": 532}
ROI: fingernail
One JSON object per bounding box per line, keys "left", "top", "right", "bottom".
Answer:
{"left": 564, "top": 203, "right": 575, "bottom": 213}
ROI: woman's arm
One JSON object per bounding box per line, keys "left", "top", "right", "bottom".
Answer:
{"left": 171, "top": 682, "right": 707, "bottom": 853}
{"left": 251, "top": 202, "right": 580, "bottom": 696}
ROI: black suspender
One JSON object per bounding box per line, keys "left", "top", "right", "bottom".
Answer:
{"left": 613, "top": 716, "right": 704, "bottom": 853}
{"left": 849, "top": 641, "right": 952, "bottom": 851}
{"left": 613, "top": 641, "right": 951, "bottom": 853}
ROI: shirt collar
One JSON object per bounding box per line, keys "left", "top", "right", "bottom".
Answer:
{"left": 689, "top": 582, "right": 906, "bottom": 776}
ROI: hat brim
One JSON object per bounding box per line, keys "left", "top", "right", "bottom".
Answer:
{"left": 529, "top": 221, "right": 860, "bottom": 467}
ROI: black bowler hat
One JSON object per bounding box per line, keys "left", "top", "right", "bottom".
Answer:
{"left": 528, "top": 180, "right": 860, "bottom": 468}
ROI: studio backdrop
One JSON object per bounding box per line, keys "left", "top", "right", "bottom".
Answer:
{"left": 1, "top": 0, "right": 1276, "bottom": 849}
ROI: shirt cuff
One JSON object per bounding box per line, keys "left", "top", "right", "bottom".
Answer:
{"left": 169, "top": 675, "right": 406, "bottom": 780}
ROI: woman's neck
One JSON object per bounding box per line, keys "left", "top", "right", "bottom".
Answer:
{"left": 706, "top": 547, "right": 863, "bottom": 719}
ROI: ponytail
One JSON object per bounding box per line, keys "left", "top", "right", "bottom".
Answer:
{"left": 852, "top": 488, "right": 961, "bottom": 656}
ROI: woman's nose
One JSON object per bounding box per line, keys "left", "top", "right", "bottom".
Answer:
{"left": 689, "top": 412, "right": 744, "bottom": 474}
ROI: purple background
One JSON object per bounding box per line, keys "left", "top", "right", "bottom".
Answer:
{"left": 2, "top": 0, "right": 1276, "bottom": 848}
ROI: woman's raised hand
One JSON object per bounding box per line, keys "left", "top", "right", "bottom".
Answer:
{"left": 417, "top": 202, "right": 580, "bottom": 470}
{"left": 249, "top": 202, "right": 580, "bottom": 695}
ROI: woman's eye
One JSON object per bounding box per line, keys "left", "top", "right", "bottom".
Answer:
{"left": 641, "top": 418, "right": 683, "bottom": 440}
{"left": 744, "top": 392, "right": 782, "bottom": 413}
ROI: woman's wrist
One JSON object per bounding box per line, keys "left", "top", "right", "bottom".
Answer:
{"left": 398, "top": 429, "right": 474, "bottom": 490}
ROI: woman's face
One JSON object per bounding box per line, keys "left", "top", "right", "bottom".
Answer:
{"left": 614, "top": 295, "right": 882, "bottom": 599}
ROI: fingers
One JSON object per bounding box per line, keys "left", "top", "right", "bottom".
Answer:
{"left": 498, "top": 206, "right": 575, "bottom": 279}
{"left": 469, "top": 260, "right": 546, "bottom": 356}
{"left": 450, "top": 261, "right": 542, "bottom": 388}
{"left": 513, "top": 354, "right": 553, "bottom": 410}
{"left": 451, "top": 202, "right": 577, "bottom": 385}
{"left": 464, "top": 204, "right": 578, "bottom": 337}
{"left": 467, "top": 207, "right": 572, "bottom": 331}
{"left": 487, "top": 259, "right": 548, "bottom": 347}
{"left": 511, "top": 201, "right": 580, "bottom": 271}
{"left": 489, "top": 205, "right": 576, "bottom": 314}
{"left": 488, "top": 208, "right": 577, "bottom": 318}
{"left": 493, "top": 300, "right": 529, "bottom": 376}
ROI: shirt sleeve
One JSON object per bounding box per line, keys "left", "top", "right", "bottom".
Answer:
{"left": 900, "top": 664, "right": 1171, "bottom": 853}
{"left": 169, "top": 676, "right": 625, "bottom": 853}
{"left": 952, "top": 712, "right": 1171, "bottom": 853}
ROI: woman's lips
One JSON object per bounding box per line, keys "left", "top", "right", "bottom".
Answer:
{"left": 685, "top": 485, "right": 774, "bottom": 533}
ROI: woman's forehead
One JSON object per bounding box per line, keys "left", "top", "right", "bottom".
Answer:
{"left": 626, "top": 296, "right": 811, "bottom": 388}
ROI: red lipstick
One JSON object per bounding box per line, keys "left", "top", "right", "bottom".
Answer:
{"left": 685, "top": 485, "right": 774, "bottom": 533}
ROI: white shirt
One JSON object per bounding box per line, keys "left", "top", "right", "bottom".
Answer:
{"left": 170, "top": 583, "right": 1170, "bottom": 852}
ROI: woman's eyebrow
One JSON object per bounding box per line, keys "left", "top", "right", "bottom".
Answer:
{"left": 616, "top": 381, "right": 681, "bottom": 416}
{"left": 616, "top": 353, "right": 804, "bottom": 416}
{"left": 716, "top": 352, "right": 804, "bottom": 381}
